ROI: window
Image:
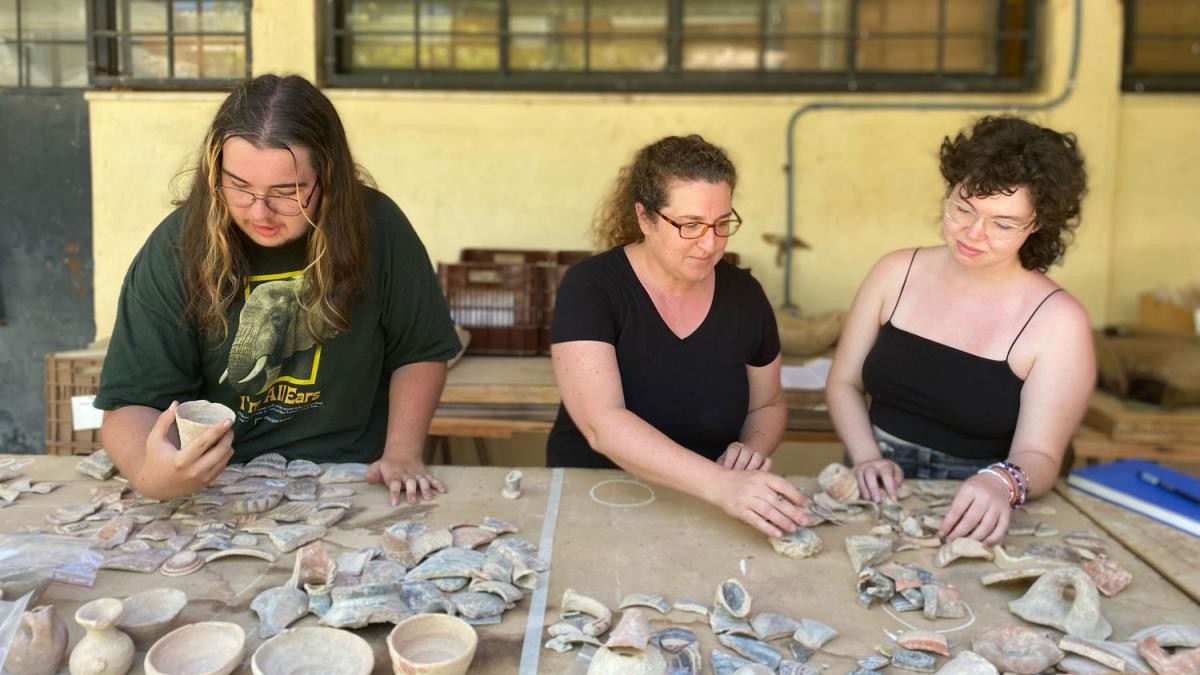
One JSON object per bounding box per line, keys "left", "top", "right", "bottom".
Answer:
{"left": 1123, "top": 0, "right": 1200, "bottom": 92}
{"left": 89, "top": 0, "right": 251, "bottom": 87}
{"left": 0, "top": 0, "right": 88, "bottom": 87}
{"left": 326, "top": 0, "right": 1038, "bottom": 92}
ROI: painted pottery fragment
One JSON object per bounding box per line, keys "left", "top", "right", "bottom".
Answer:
{"left": 267, "top": 523, "right": 326, "bottom": 553}
{"left": 1008, "top": 565, "right": 1112, "bottom": 639}
{"left": 817, "top": 463, "right": 859, "bottom": 502}
{"left": 286, "top": 458, "right": 323, "bottom": 478}
{"left": 792, "top": 618, "right": 838, "bottom": 649}
{"left": 715, "top": 579, "right": 752, "bottom": 618}
{"left": 1059, "top": 635, "right": 1151, "bottom": 672}
{"left": 161, "top": 550, "right": 204, "bottom": 577}
{"left": 718, "top": 633, "right": 783, "bottom": 669}
{"left": 317, "top": 463, "right": 367, "bottom": 484}
{"left": 321, "top": 582, "right": 412, "bottom": 629}
{"left": 1083, "top": 555, "right": 1132, "bottom": 596}
{"left": 750, "top": 612, "right": 801, "bottom": 641}
{"left": 921, "top": 583, "right": 965, "bottom": 620}
{"left": 250, "top": 586, "right": 308, "bottom": 638}
{"left": 101, "top": 547, "right": 171, "bottom": 573}
{"left": 619, "top": 592, "right": 671, "bottom": 614}
{"left": 971, "top": 624, "right": 1064, "bottom": 675}
{"left": 934, "top": 538, "right": 994, "bottom": 567}
{"left": 845, "top": 535, "right": 892, "bottom": 573}
{"left": 897, "top": 630, "right": 949, "bottom": 656}
{"left": 932, "top": 650, "right": 998, "bottom": 675}
{"left": 244, "top": 452, "right": 288, "bottom": 478}
{"left": 770, "top": 528, "right": 822, "bottom": 559}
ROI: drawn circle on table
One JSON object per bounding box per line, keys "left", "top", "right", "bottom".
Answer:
{"left": 882, "top": 601, "right": 976, "bottom": 634}
{"left": 589, "top": 480, "right": 656, "bottom": 508}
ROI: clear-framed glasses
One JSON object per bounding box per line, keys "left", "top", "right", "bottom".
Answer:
{"left": 653, "top": 208, "right": 743, "bottom": 239}
{"left": 216, "top": 183, "right": 320, "bottom": 217}
{"left": 943, "top": 198, "right": 1036, "bottom": 241}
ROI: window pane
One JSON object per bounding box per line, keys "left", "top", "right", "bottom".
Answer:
{"left": 944, "top": 37, "right": 994, "bottom": 72}
{"left": 119, "top": 36, "right": 169, "bottom": 78}
{"left": 590, "top": 0, "right": 667, "bottom": 34}
{"left": 351, "top": 35, "right": 416, "bottom": 68}
{"left": 946, "top": 0, "right": 996, "bottom": 33}
{"left": 857, "top": 37, "right": 938, "bottom": 71}
{"left": 420, "top": 0, "right": 498, "bottom": 35}
{"left": 175, "top": 35, "right": 245, "bottom": 78}
{"left": 0, "top": 44, "right": 17, "bottom": 86}
{"left": 766, "top": 37, "right": 846, "bottom": 71}
{"left": 682, "top": 0, "right": 759, "bottom": 70}
{"left": 510, "top": 36, "right": 584, "bottom": 70}
{"left": 0, "top": 0, "right": 16, "bottom": 40}
{"left": 346, "top": 0, "right": 415, "bottom": 31}
{"left": 1131, "top": 0, "right": 1200, "bottom": 74}
{"left": 767, "top": 0, "right": 848, "bottom": 33}
{"left": 683, "top": 38, "right": 759, "bottom": 70}
{"left": 589, "top": 0, "right": 666, "bottom": 71}
{"left": 420, "top": 33, "right": 498, "bottom": 70}
{"left": 857, "top": 0, "right": 941, "bottom": 34}
{"left": 510, "top": 0, "right": 585, "bottom": 35}
{"left": 119, "top": 0, "right": 169, "bottom": 32}
{"left": 20, "top": 0, "right": 86, "bottom": 40}
{"left": 24, "top": 42, "right": 87, "bottom": 86}
{"left": 589, "top": 37, "right": 664, "bottom": 71}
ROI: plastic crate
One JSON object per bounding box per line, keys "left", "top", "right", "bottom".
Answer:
{"left": 439, "top": 262, "right": 543, "bottom": 355}
{"left": 460, "top": 248, "right": 557, "bottom": 265}
{"left": 45, "top": 348, "right": 106, "bottom": 455}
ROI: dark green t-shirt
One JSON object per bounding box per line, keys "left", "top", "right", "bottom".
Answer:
{"left": 95, "top": 187, "right": 461, "bottom": 464}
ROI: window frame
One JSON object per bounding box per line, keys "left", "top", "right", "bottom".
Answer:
{"left": 86, "top": 0, "right": 253, "bottom": 89}
{"left": 1122, "top": 0, "right": 1200, "bottom": 93}
{"left": 1, "top": 0, "right": 90, "bottom": 89}
{"left": 323, "top": 0, "right": 1041, "bottom": 93}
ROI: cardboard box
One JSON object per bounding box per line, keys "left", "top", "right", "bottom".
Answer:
{"left": 1138, "top": 293, "right": 1198, "bottom": 335}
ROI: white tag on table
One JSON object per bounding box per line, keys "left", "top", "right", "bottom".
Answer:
{"left": 71, "top": 395, "right": 103, "bottom": 431}
{"left": 780, "top": 358, "right": 832, "bottom": 390}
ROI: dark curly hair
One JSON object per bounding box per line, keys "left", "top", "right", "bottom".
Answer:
{"left": 939, "top": 116, "right": 1087, "bottom": 272}
{"left": 593, "top": 134, "right": 737, "bottom": 250}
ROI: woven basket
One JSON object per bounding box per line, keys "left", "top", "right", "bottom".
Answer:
{"left": 777, "top": 310, "right": 846, "bottom": 356}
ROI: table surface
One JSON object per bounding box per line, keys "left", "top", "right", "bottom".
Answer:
{"left": 5, "top": 456, "right": 1199, "bottom": 675}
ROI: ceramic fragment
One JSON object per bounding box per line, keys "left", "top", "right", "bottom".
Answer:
{"left": 1059, "top": 635, "right": 1151, "bottom": 672}
{"left": 317, "top": 463, "right": 367, "bottom": 484}
{"left": 480, "top": 516, "right": 518, "bottom": 534}
{"left": 144, "top": 621, "right": 244, "bottom": 675}
{"left": 845, "top": 535, "right": 892, "bottom": 573}
{"left": 400, "top": 580, "right": 455, "bottom": 615}
{"left": 770, "top": 528, "right": 823, "bottom": 559}
{"left": 265, "top": 500, "right": 317, "bottom": 523}
{"left": 451, "top": 525, "right": 497, "bottom": 550}
{"left": 468, "top": 579, "right": 524, "bottom": 607}
{"left": 792, "top": 618, "right": 838, "bottom": 649}
{"left": 4, "top": 605, "right": 68, "bottom": 675}
{"left": 666, "top": 641, "right": 702, "bottom": 675}
{"left": 934, "top": 537, "right": 994, "bottom": 567}
{"left": 77, "top": 449, "right": 117, "bottom": 480}
{"left": 433, "top": 577, "right": 470, "bottom": 593}
{"left": 718, "top": 633, "right": 782, "bottom": 669}
{"left": 1082, "top": 555, "right": 1132, "bottom": 597}
{"left": 1136, "top": 636, "right": 1200, "bottom": 675}
{"left": 101, "top": 547, "right": 171, "bottom": 573}
{"left": 971, "top": 624, "right": 1064, "bottom": 675}
{"left": 118, "top": 539, "right": 153, "bottom": 553}
{"left": 244, "top": 452, "right": 288, "bottom": 478}
{"left": 251, "top": 586, "right": 308, "bottom": 638}
{"left": 777, "top": 660, "right": 818, "bottom": 675}
{"left": 449, "top": 590, "right": 506, "bottom": 619}
{"left": 231, "top": 533, "right": 257, "bottom": 547}
{"left": 190, "top": 534, "right": 232, "bottom": 552}
{"left": 267, "top": 523, "right": 326, "bottom": 553}
{"left": 817, "top": 463, "right": 860, "bottom": 502}
{"left": 1008, "top": 565, "right": 1112, "bottom": 639}
{"left": 785, "top": 640, "right": 814, "bottom": 663}
{"left": 619, "top": 592, "right": 671, "bottom": 614}
{"left": 116, "top": 588, "right": 188, "bottom": 649}
{"left": 1129, "top": 624, "right": 1200, "bottom": 649}
{"left": 897, "top": 630, "right": 949, "bottom": 656}
{"left": 715, "top": 578, "right": 751, "bottom": 618}
{"left": 654, "top": 626, "right": 697, "bottom": 653}
{"left": 878, "top": 562, "right": 934, "bottom": 592}
{"left": 135, "top": 521, "right": 176, "bottom": 541}
{"left": 160, "top": 550, "right": 204, "bottom": 577}
{"left": 857, "top": 567, "right": 896, "bottom": 607}
{"left": 561, "top": 588, "right": 612, "bottom": 637}
{"left": 321, "top": 582, "right": 413, "bottom": 628}
{"left": 286, "top": 458, "right": 323, "bottom": 478}
{"left": 890, "top": 647, "right": 938, "bottom": 672}
{"left": 221, "top": 477, "right": 288, "bottom": 494}
{"left": 921, "top": 583, "right": 966, "bottom": 620}
{"left": 307, "top": 508, "right": 347, "bottom": 528}
{"left": 406, "top": 546, "right": 487, "bottom": 581}
{"left": 204, "top": 546, "right": 280, "bottom": 563}
{"left": 709, "top": 605, "right": 755, "bottom": 637}
{"left": 979, "top": 567, "right": 1048, "bottom": 586}
{"left": 47, "top": 501, "right": 101, "bottom": 525}
{"left": 603, "top": 607, "right": 655, "bottom": 654}
{"left": 672, "top": 599, "right": 708, "bottom": 617}
{"left": 96, "top": 516, "right": 135, "bottom": 550}
{"left": 502, "top": 470, "right": 523, "bottom": 499}
{"left": 362, "top": 559, "right": 408, "bottom": 585}
{"left": 231, "top": 490, "right": 283, "bottom": 515}
{"left": 318, "top": 485, "right": 355, "bottom": 499}
{"left": 710, "top": 649, "right": 753, "bottom": 675}
{"left": 858, "top": 655, "right": 890, "bottom": 670}
{"left": 283, "top": 478, "right": 318, "bottom": 501}
{"left": 933, "top": 651, "right": 998, "bottom": 675}
{"left": 288, "top": 540, "right": 337, "bottom": 589}
{"left": 748, "top": 612, "right": 800, "bottom": 641}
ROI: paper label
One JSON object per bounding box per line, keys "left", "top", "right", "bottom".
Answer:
{"left": 71, "top": 395, "right": 103, "bottom": 431}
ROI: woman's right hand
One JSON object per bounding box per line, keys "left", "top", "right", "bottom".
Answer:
{"left": 714, "top": 469, "right": 809, "bottom": 539}
{"left": 138, "top": 401, "right": 235, "bottom": 499}
{"left": 853, "top": 457, "right": 904, "bottom": 502}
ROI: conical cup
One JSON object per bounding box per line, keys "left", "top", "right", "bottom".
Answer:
{"left": 175, "top": 401, "right": 236, "bottom": 450}
{"left": 387, "top": 614, "right": 477, "bottom": 675}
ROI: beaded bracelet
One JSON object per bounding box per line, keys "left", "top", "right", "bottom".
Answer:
{"left": 1002, "top": 461, "right": 1032, "bottom": 502}
{"left": 998, "top": 461, "right": 1030, "bottom": 506}
{"left": 977, "top": 467, "right": 1017, "bottom": 507}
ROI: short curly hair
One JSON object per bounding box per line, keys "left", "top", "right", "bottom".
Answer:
{"left": 939, "top": 116, "right": 1087, "bottom": 272}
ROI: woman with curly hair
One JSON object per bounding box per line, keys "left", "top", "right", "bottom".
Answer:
{"left": 827, "top": 116, "right": 1094, "bottom": 543}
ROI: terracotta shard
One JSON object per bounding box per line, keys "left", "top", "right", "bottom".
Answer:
{"left": 1009, "top": 565, "right": 1112, "bottom": 640}
{"left": 1082, "top": 555, "right": 1132, "bottom": 597}
{"left": 265, "top": 500, "right": 318, "bottom": 523}
{"left": 771, "top": 528, "right": 823, "bottom": 559}
{"left": 715, "top": 579, "right": 752, "bottom": 618}
{"left": 97, "top": 515, "right": 135, "bottom": 550}
{"left": 897, "top": 630, "right": 949, "bottom": 656}
{"left": 468, "top": 579, "right": 523, "bottom": 607}
{"left": 363, "top": 559, "right": 408, "bottom": 585}
{"left": 244, "top": 452, "right": 288, "bottom": 478}
{"left": 288, "top": 540, "right": 338, "bottom": 588}
{"left": 231, "top": 490, "right": 283, "bottom": 515}
{"left": 322, "top": 582, "right": 413, "bottom": 628}
{"left": 1063, "top": 530, "right": 1108, "bottom": 553}
{"left": 283, "top": 478, "right": 318, "bottom": 502}
{"left": 480, "top": 516, "right": 519, "bottom": 534}
{"left": 251, "top": 586, "right": 308, "bottom": 639}
{"left": 135, "top": 521, "right": 177, "bottom": 541}
{"left": 750, "top": 612, "right": 801, "bottom": 641}
{"left": 406, "top": 546, "right": 487, "bottom": 581}
{"left": 118, "top": 539, "right": 153, "bottom": 553}
{"left": 286, "top": 458, "right": 322, "bottom": 478}
{"left": 160, "top": 550, "right": 204, "bottom": 577}
{"left": 1130, "top": 624, "right": 1200, "bottom": 650}
{"left": 1059, "top": 635, "right": 1151, "bottom": 672}
{"left": 979, "top": 567, "right": 1048, "bottom": 586}
{"left": 845, "top": 535, "right": 893, "bottom": 573}
{"left": 318, "top": 463, "right": 368, "bottom": 484}
{"left": 933, "top": 650, "right": 998, "bottom": 675}
{"left": 1137, "top": 636, "right": 1200, "bottom": 675}
{"left": 46, "top": 501, "right": 101, "bottom": 525}
{"left": 857, "top": 568, "right": 896, "bottom": 607}
{"left": 189, "top": 534, "right": 232, "bottom": 552}
{"left": 710, "top": 648, "right": 754, "bottom": 675}
{"left": 77, "top": 449, "right": 117, "bottom": 480}
{"left": 619, "top": 592, "right": 671, "bottom": 614}
{"left": 204, "top": 546, "right": 280, "bottom": 563}
{"left": 709, "top": 605, "right": 755, "bottom": 638}
{"left": 267, "top": 523, "right": 326, "bottom": 553}
{"left": 777, "top": 659, "right": 819, "bottom": 675}
{"left": 792, "top": 618, "right": 838, "bottom": 649}
{"left": 383, "top": 521, "right": 426, "bottom": 567}
{"left": 399, "top": 580, "right": 455, "bottom": 615}
{"left": 672, "top": 599, "right": 709, "bottom": 617}
{"left": 934, "top": 538, "right": 994, "bottom": 568}
{"left": 655, "top": 626, "right": 698, "bottom": 653}
{"left": 307, "top": 508, "right": 347, "bottom": 528}
{"left": 101, "top": 547, "right": 171, "bottom": 573}
{"left": 318, "top": 485, "right": 355, "bottom": 499}
{"left": 878, "top": 562, "right": 934, "bottom": 592}
{"left": 666, "top": 641, "right": 702, "bottom": 675}
{"left": 448, "top": 590, "right": 506, "bottom": 619}
{"left": 921, "top": 583, "right": 965, "bottom": 620}
{"left": 971, "top": 624, "right": 1064, "bottom": 675}
{"left": 561, "top": 588, "right": 612, "bottom": 637}
{"left": 432, "top": 577, "right": 469, "bottom": 592}
{"left": 718, "top": 633, "right": 783, "bottom": 669}
{"left": 817, "top": 463, "right": 860, "bottom": 502}
{"left": 890, "top": 646, "right": 938, "bottom": 672}
{"left": 221, "top": 477, "right": 287, "bottom": 495}
{"left": 451, "top": 525, "right": 497, "bottom": 550}
{"left": 90, "top": 484, "right": 128, "bottom": 505}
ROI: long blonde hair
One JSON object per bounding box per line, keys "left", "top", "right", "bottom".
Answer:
{"left": 177, "top": 75, "right": 370, "bottom": 345}
{"left": 592, "top": 134, "right": 737, "bottom": 250}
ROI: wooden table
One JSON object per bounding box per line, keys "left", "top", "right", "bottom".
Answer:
{"left": 5, "top": 456, "right": 1200, "bottom": 674}
{"left": 432, "top": 356, "right": 834, "bottom": 458}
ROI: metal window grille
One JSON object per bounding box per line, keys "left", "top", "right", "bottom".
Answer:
{"left": 1, "top": 0, "right": 89, "bottom": 88}
{"left": 88, "top": 0, "right": 252, "bottom": 88}
{"left": 325, "top": 0, "right": 1039, "bottom": 92}
{"left": 1123, "top": 0, "right": 1200, "bottom": 92}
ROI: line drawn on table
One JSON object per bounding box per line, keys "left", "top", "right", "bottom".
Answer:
{"left": 518, "top": 467, "right": 564, "bottom": 675}
{"left": 0, "top": 457, "right": 34, "bottom": 469}
{"left": 882, "top": 601, "right": 976, "bottom": 634}
{"left": 589, "top": 479, "right": 656, "bottom": 508}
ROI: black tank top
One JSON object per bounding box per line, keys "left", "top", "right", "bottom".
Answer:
{"left": 861, "top": 249, "right": 1061, "bottom": 460}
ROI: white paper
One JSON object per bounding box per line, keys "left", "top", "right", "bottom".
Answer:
{"left": 780, "top": 358, "right": 832, "bottom": 390}
{"left": 71, "top": 395, "right": 103, "bottom": 431}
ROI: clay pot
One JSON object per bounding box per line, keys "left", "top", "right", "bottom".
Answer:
{"left": 387, "top": 614, "right": 478, "bottom": 675}
{"left": 69, "top": 598, "right": 134, "bottom": 675}
{"left": 251, "top": 626, "right": 374, "bottom": 675}
{"left": 4, "top": 605, "right": 69, "bottom": 675}
{"left": 175, "top": 400, "right": 235, "bottom": 450}
{"left": 116, "top": 588, "right": 188, "bottom": 649}
{"left": 144, "top": 621, "right": 245, "bottom": 675}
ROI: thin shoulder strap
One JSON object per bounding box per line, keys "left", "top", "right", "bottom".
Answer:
{"left": 1007, "top": 287, "right": 1064, "bottom": 359}
{"left": 887, "top": 248, "right": 921, "bottom": 323}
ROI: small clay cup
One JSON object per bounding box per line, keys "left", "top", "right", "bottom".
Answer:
{"left": 175, "top": 401, "right": 235, "bottom": 450}
{"left": 387, "top": 614, "right": 477, "bottom": 675}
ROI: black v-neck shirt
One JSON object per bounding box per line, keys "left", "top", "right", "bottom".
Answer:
{"left": 546, "top": 247, "right": 780, "bottom": 468}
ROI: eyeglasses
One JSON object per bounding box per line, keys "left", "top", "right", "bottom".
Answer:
{"left": 653, "top": 208, "right": 743, "bottom": 239}
{"left": 943, "top": 198, "right": 1036, "bottom": 241}
{"left": 216, "top": 183, "right": 320, "bottom": 217}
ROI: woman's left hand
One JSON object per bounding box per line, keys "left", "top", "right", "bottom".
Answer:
{"left": 938, "top": 473, "right": 1012, "bottom": 544}
{"left": 717, "top": 442, "right": 772, "bottom": 472}
{"left": 367, "top": 454, "right": 447, "bottom": 506}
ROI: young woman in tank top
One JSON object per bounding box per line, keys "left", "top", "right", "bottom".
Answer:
{"left": 827, "top": 116, "right": 1095, "bottom": 544}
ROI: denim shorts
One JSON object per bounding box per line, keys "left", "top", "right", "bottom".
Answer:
{"left": 872, "top": 426, "right": 999, "bottom": 480}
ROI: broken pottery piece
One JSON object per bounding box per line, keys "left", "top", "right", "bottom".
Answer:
{"left": 406, "top": 547, "right": 487, "bottom": 581}
{"left": 665, "top": 641, "right": 701, "bottom": 674}
{"left": 283, "top": 478, "right": 318, "bottom": 502}
{"left": 265, "top": 500, "right": 317, "bottom": 523}
{"left": 288, "top": 540, "right": 337, "bottom": 588}
{"left": 231, "top": 490, "right": 283, "bottom": 515}
{"left": 90, "top": 484, "right": 128, "bottom": 505}
{"left": 334, "top": 547, "right": 379, "bottom": 584}
{"left": 845, "top": 535, "right": 892, "bottom": 573}
{"left": 604, "top": 607, "right": 655, "bottom": 653}
{"left": 672, "top": 599, "right": 708, "bottom": 617}
{"left": 920, "top": 584, "right": 965, "bottom": 620}
{"left": 715, "top": 579, "right": 752, "bottom": 618}
{"left": 70, "top": 598, "right": 134, "bottom": 675}
{"left": 1059, "top": 635, "right": 1151, "bottom": 672}
{"left": 792, "top": 618, "right": 838, "bottom": 649}
{"left": 897, "top": 630, "right": 949, "bottom": 656}
{"left": 750, "top": 613, "right": 801, "bottom": 641}
{"left": 252, "top": 626, "right": 372, "bottom": 675}
{"left": 411, "top": 527, "right": 454, "bottom": 564}
{"left": 305, "top": 582, "right": 333, "bottom": 617}
{"left": 319, "top": 485, "right": 355, "bottom": 499}
{"left": 1136, "top": 636, "right": 1200, "bottom": 675}
{"left": 267, "top": 523, "right": 326, "bottom": 553}
{"left": 817, "top": 463, "right": 860, "bottom": 502}
{"left": 889, "top": 647, "right": 938, "bottom": 673}
{"left": 480, "top": 516, "right": 519, "bottom": 534}
{"left": 468, "top": 579, "right": 523, "bottom": 607}
{"left": 387, "top": 613, "right": 478, "bottom": 675}
{"left": 776, "top": 659, "right": 817, "bottom": 675}
{"left": 383, "top": 521, "right": 426, "bottom": 567}
{"left": 933, "top": 650, "right": 998, "bottom": 675}
{"left": 204, "top": 546, "right": 280, "bottom": 563}
{"left": 190, "top": 534, "right": 232, "bottom": 552}
{"left": 432, "top": 577, "right": 470, "bottom": 593}
{"left": 857, "top": 568, "right": 896, "bottom": 607}
{"left": 175, "top": 400, "right": 236, "bottom": 451}
{"left": 47, "top": 501, "right": 101, "bottom": 525}
{"left": 363, "top": 559, "right": 409, "bottom": 585}
{"left": 136, "top": 521, "right": 177, "bottom": 541}
{"left": 711, "top": 649, "right": 754, "bottom": 675}
{"left": 286, "top": 458, "right": 323, "bottom": 478}
{"left": 1033, "top": 522, "right": 1058, "bottom": 537}
{"left": 161, "top": 550, "right": 204, "bottom": 577}
{"left": 501, "top": 470, "right": 523, "bottom": 499}
{"left": 878, "top": 562, "right": 934, "bottom": 592}
{"left": 118, "top": 539, "right": 153, "bottom": 553}
{"left": 97, "top": 515, "right": 135, "bottom": 550}
{"left": 770, "top": 528, "right": 822, "bottom": 559}
{"left": 710, "top": 605, "right": 755, "bottom": 637}
{"left": 321, "top": 582, "right": 413, "bottom": 628}
{"left": 3, "top": 605, "right": 68, "bottom": 675}
{"left": 1082, "top": 555, "right": 1132, "bottom": 597}
{"left": 77, "top": 449, "right": 117, "bottom": 480}
{"left": 1064, "top": 530, "right": 1107, "bottom": 553}
{"left": 244, "top": 452, "right": 288, "bottom": 478}
{"left": 451, "top": 525, "right": 497, "bottom": 550}
{"left": 101, "top": 547, "right": 171, "bottom": 573}
{"left": 307, "top": 508, "right": 347, "bottom": 528}
{"left": 857, "top": 655, "right": 889, "bottom": 670}
{"left": 1129, "top": 624, "right": 1200, "bottom": 649}
{"left": 1009, "top": 565, "right": 1112, "bottom": 639}
{"left": 221, "top": 477, "right": 288, "bottom": 495}
{"left": 979, "top": 567, "right": 1048, "bottom": 586}
{"left": 785, "top": 640, "right": 814, "bottom": 663}
{"left": 654, "top": 626, "right": 697, "bottom": 653}
{"left": 400, "top": 580, "right": 455, "bottom": 615}
{"left": 449, "top": 591, "right": 506, "bottom": 619}
{"left": 971, "top": 624, "right": 1064, "bottom": 675}
{"left": 317, "top": 463, "right": 368, "bottom": 484}
{"left": 250, "top": 586, "right": 308, "bottom": 639}
{"left": 619, "top": 592, "right": 671, "bottom": 614}
{"left": 561, "top": 588, "right": 612, "bottom": 637}
{"left": 144, "top": 621, "right": 244, "bottom": 675}
{"left": 231, "top": 533, "right": 257, "bottom": 547}
{"left": 117, "top": 588, "right": 188, "bottom": 649}
{"left": 718, "top": 633, "right": 782, "bottom": 669}
{"left": 934, "top": 538, "right": 994, "bottom": 567}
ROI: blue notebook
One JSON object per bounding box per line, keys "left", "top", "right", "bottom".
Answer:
{"left": 1067, "top": 460, "right": 1200, "bottom": 538}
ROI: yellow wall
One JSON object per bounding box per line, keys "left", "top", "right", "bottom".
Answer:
{"left": 88, "top": 0, "right": 1195, "bottom": 340}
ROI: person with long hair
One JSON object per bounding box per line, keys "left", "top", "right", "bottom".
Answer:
{"left": 827, "top": 116, "right": 1095, "bottom": 543}
{"left": 95, "top": 75, "right": 460, "bottom": 504}
{"left": 548, "top": 134, "right": 808, "bottom": 539}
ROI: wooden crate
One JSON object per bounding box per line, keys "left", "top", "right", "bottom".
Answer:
{"left": 1083, "top": 391, "right": 1200, "bottom": 444}
{"left": 45, "top": 348, "right": 107, "bottom": 455}
{"left": 1072, "top": 425, "right": 1200, "bottom": 467}
{"left": 439, "top": 262, "right": 543, "bottom": 356}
